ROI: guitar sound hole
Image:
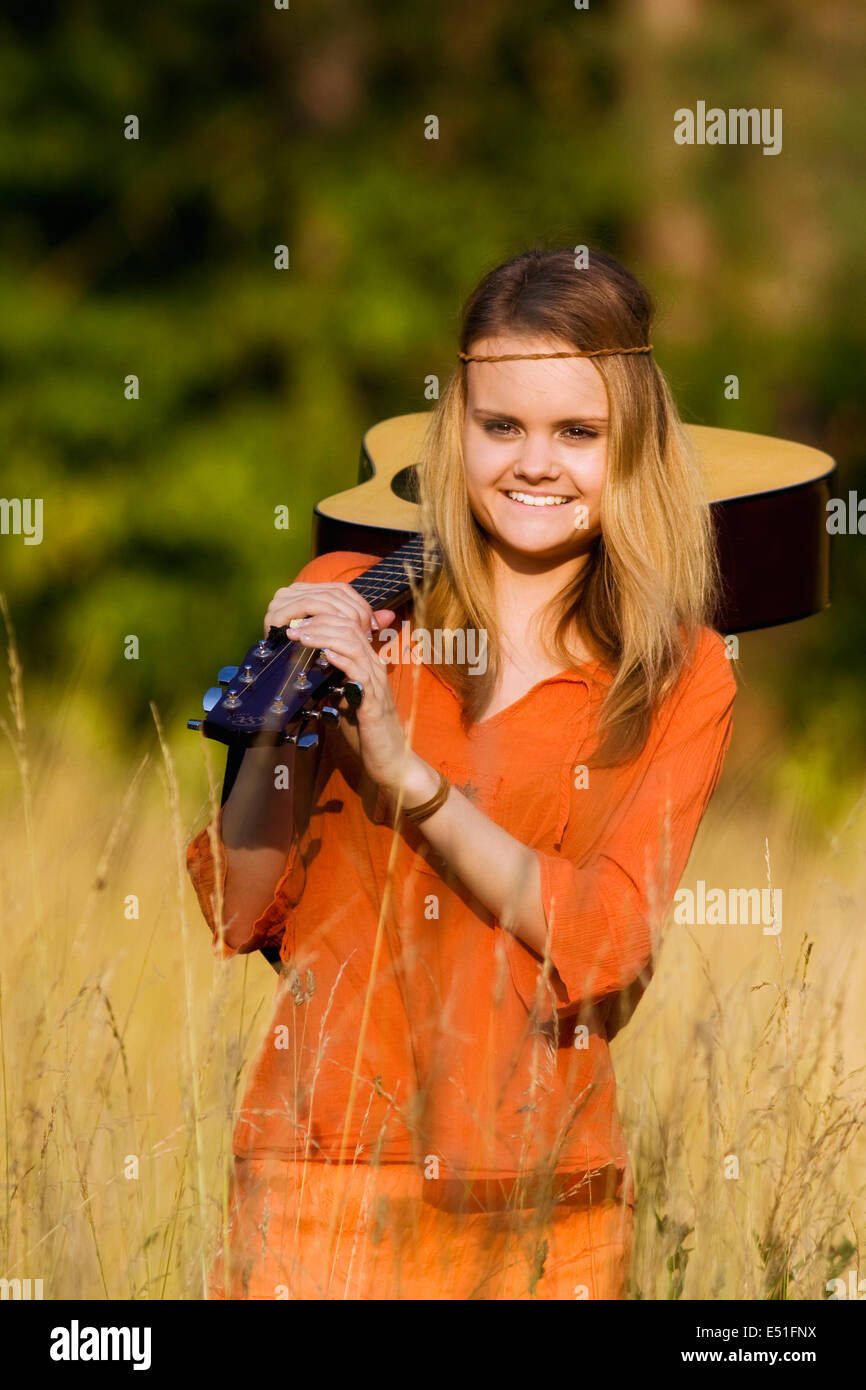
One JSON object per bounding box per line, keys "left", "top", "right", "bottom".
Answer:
{"left": 390, "top": 465, "right": 420, "bottom": 503}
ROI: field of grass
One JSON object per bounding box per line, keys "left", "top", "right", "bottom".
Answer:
{"left": 1, "top": 600, "right": 864, "bottom": 1300}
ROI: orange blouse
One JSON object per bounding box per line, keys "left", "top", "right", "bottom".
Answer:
{"left": 186, "top": 549, "right": 736, "bottom": 1193}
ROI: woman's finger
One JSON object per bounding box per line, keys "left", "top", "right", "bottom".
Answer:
{"left": 265, "top": 582, "right": 380, "bottom": 635}
{"left": 266, "top": 597, "right": 371, "bottom": 637}
{"left": 275, "top": 582, "right": 375, "bottom": 626}
{"left": 296, "top": 621, "right": 389, "bottom": 689}
{"left": 295, "top": 629, "right": 381, "bottom": 680}
{"left": 292, "top": 614, "right": 373, "bottom": 647}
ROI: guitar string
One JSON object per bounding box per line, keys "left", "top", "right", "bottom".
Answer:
{"left": 212, "top": 540, "right": 432, "bottom": 736}
{"left": 219, "top": 537, "right": 429, "bottom": 720}
{"left": 263, "top": 561, "right": 425, "bottom": 717}
{"left": 232, "top": 575, "right": 402, "bottom": 708}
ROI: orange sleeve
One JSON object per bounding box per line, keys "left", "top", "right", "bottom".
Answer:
{"left": 532, "top": 629, "right": 736, "bottom": 1012}
{"left": 185, "top": 804, "right": 277, "bottom": 959}
{"left": 185, "top": 548, "right": 383, "bottom": 959}
{"left": 186, "top": 804, "right": 309, "bottom": 960}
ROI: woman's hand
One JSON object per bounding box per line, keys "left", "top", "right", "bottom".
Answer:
{"left": 264, "top": 580, "right": 405, "bottom": 790}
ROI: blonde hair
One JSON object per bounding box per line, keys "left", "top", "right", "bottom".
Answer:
{"left": 411, "top": 244, "right": 720, "bottom": 766}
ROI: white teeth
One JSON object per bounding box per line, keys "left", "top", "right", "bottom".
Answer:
{"left": 506, "top": 491, "right": 571, "bottom": 507}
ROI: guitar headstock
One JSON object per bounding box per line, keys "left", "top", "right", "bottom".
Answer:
{"left": 187, "top": 625, "right": 362, "bottom": 748}
{"left": 188, "top": 537, "right": 432, "bottom": 749}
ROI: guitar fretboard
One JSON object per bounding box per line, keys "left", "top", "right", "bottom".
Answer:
{"left": 347, "top": 535, "right": 440, "bottom": 609}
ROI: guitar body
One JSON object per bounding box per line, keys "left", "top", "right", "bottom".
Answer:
{"left": 313, "top": 413, "right": 836, "bottom": 633}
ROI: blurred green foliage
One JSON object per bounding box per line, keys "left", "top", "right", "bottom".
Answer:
{"left": 0, "top": 0, "right": 863, "bottom": 795}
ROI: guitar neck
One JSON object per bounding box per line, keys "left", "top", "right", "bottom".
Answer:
{"left": 347, "top": 534, "right": 439, "bottom": 610}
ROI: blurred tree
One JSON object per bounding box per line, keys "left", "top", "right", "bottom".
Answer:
{"left": 0, "top": 0, "right": 862, "bottom": 798}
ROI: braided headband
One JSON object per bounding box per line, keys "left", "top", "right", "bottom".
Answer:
{"left": 458, "top": 346, "right": 652, "bottom": 362}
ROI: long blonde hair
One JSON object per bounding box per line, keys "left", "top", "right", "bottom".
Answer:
{"left": 411, "top": 244, "right": 720, "bottom": 766}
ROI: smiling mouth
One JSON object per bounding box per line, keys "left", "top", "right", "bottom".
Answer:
{"left": 503, "top": 490, "right": 574, "bottom": 507}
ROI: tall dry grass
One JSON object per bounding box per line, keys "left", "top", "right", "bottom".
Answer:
{"left": 0, "top": 594, "right": 864, "bottom": 1299}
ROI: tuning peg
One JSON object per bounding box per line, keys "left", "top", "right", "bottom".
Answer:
{"left": 285, "top": 730, "right": 319, "bottom": 749}
{"left": 218, "top": 665, "right": 239, "bottom": 686}
{"left": 202, "top": 687, "right": 223, "bottom": 712}
{"left": 302, "top": 706, "right": 334, "bottom": 727}
{"left": 331, "top": 681, "right": 364, "bottom": 707}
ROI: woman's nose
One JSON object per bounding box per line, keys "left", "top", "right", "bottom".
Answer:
{"left": 512, "top": 438, "right": 559, "bottom": 480}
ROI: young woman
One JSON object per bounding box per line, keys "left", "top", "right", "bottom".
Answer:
{"left": 187, "top": 244, "right": 737, "bottom": 1300}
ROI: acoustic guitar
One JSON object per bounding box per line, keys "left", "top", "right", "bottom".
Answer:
{"left": 315, "top": 412, "right": 835, "bottom": 633}
{"left": 189, "top": 411, "right": 835, "bottom": 971}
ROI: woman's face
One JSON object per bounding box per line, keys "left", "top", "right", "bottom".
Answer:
{"left": 461, "top": 335, "right": 609, "bottom": 569}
